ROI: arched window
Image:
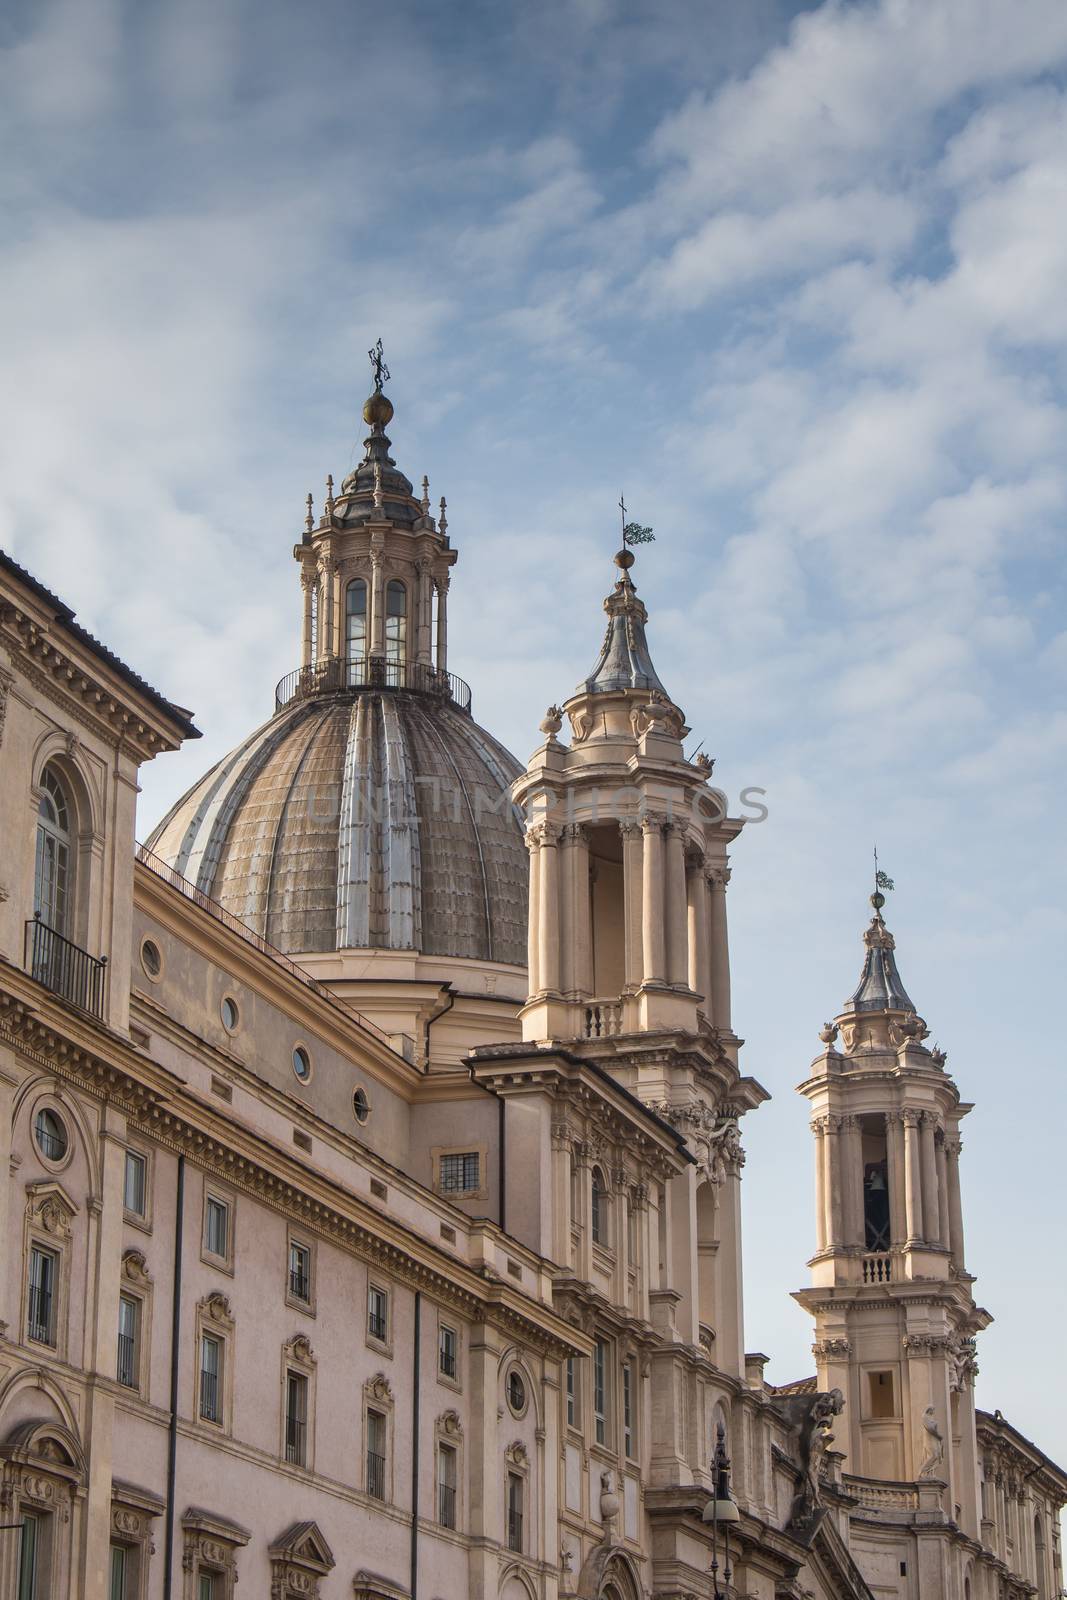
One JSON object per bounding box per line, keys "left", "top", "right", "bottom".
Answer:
{"left": 385, "top": 580, "right": 407, "bottom": 667}
{"left": 346, "top": 580, "right": 367, "bottom": 669}
{"left": 35, "top": 766, "right": 73, "bottom": 936}
{"left": 591, "top": 1167, "right": 607, "bottom": 1247}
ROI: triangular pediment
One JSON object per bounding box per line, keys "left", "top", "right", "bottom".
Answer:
{"left": 269, "top": 1520, "right": 335, "bottom": 1574}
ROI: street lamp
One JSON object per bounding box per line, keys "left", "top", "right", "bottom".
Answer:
{"left": 702, "top": 1420, "right": 740, "bottom": 1599}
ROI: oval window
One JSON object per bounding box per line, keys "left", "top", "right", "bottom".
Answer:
{"left": 507, "top": 1370, "right": 527, "bottom": 1416}
{"left": 221, "top": 996, "right": 239, "bottom": 1031}
{"left": 293, "top": 1046, "right": 311, "bottom": 1082}
{"left": 35, "top": 1107, "right": 68, "bottom": 1163}
{"left": 141, "top": 939, "right": 162, "bottom": 978}
{"left": 353, "top": 1087, "right": 370, "bottom": 1124}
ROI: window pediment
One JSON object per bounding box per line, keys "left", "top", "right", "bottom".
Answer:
{"left": 25, "top": 1180, "right": 78, "bottom": 1238}
{"left": 352, "top": 1572, "right": 410, "bottom": 1600}
{"left": 269, "top": 1518, "right": 335, "bottom": 1576}
{"left": 0, "top": 1418, "right": 86, "bottom": 1485}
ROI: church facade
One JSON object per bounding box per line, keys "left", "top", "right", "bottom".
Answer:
{"left": 0, "top": 368, "right": 1061, "bottom": 1600}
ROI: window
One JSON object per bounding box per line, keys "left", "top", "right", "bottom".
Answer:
{"left": 289, "top": 1241, "right": 311, "bottom": 1304}
{"left": 594, "top": 1337, "right": 608, "bottom": 1445}
{"left": 385, "top": 580, "right": 407, "bottom": 666}
{"left": 109, "top": 1542, "right": 128, "bottom": 1600}
{"left": 35, "top": 766, "right": 72, "bottom": 936}
{"left": 627, "top": 1204, "right": 638, "bottom": 1265}
{"left": 366, "top": 1408, "right": 386, "bottom": 1499}
{"left": 34, "top": 1108, "right": 68, "bottom": 1163}
{"left": 507, "top": 1471, "right": 524, "bottom": 1553}
{"left": 591, "top": 1167, "right": 607, "bottom": 1246}
{"left": 506, "top": 1370, "right": 527, "bottom": 1416}
{"left": 220, "top": 996, "right": 239, "bottom": 1032}
{"left": 868, "top": 1369, "right": 895, "bottom": 1419}
{"left": 117, "top": 1294, "right": 139, "bottom": 1389}
{"left": 197, "top": 1574, "right": 218, "bottom": 1600}
{"left": 367, "top": 1284, "right": 388, "bottom": 1343}
{"left": 18, "top": 1511, "right": 41, "bottom": 1600}
{"left": 292, "top": 1045, "right": 311, "bottom": 1082}
{"left": 199, "top": 1333, "right": 222, "bottom": 1423}
{"left": 27, "top": 1244, "right": 57, "bottom": 1345}
{"left": 439, "top": 1324, "right": 457, "bottom": 1380}
{"left": 285, "top": 1370, "right": 308, "bottom": 1466}
{"left": 623, "top": 1358, "right": 635, "bottom": 1458}
{"left": 353, "top": 1087, "right": 370, "bottom": 1124}
{"left": 124, "top": 1150, "right": 147, "bottom": 1216}
{"left": 346, "top": 579, "right": 367, "bottom": 664}
{"left": 566, "top": 1357, "right": 577, "bottom": 1428}
{"left": 204, "top": 1196, "right": 229, "bottom": 1261}
{"left": 437, "top": 1442, "right": 457, "bottom": 1528}
{"left": 140, "top": 938, "right": 162, "bottom": 978}
{"left": 439, "top": 1152, "right": 480, "bottom": 1193}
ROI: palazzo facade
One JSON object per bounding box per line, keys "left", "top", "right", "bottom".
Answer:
{"left": 0, "top": 368, "right": 1062, "bottom": 1600}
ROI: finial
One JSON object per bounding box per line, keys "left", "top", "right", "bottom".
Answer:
{"left": 421, "top": 475, "right": 430, "bottom": 514}
{"left": 305, "top": 493, "right": 314, "bottom": 532}
{"left": 871, "top": 848, "right": 894, "bottom": 913}
{"left": 438, "top": 495, "right": 447, "bottom": 535}
{"left": 368, "top": 337, "right": 390, "bottom": 394}
{"left": 373, "top": 460, "right": 383, "bottom": 511}
{"left": 325, "top": 473, "right": 334, "bottom": 503}
{"left": 362, "top": 338, "right": 394, "bottom": 432}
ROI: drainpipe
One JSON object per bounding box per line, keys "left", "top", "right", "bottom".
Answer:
{"left": 163, "top": 1154, "right": 185, "bottom": 1600}
{"left": 410, "top": 1291, "right": 422, "bottom": 1600}
{"left": 422, "top": 983, "right": 455, "bottom": 1073}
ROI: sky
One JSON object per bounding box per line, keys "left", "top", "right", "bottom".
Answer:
{"left": 3, "top": 0, "right": 1066, "bottom": 1462}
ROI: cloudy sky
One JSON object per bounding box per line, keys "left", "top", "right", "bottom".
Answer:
{"left": 4, "top": 0, "right": 1066, "bottom": 1455}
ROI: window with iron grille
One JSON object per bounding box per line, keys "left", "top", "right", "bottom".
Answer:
{"left": 437, "top": 1443, "right": 457, "bottom": 1528}
{"left": 124, "top": 1150, "right": 147, "bottom": 1216}
{"left": 439, "top": 1323, "right": 457, "bottom": 1380}
{"left": 366, "top": 1408, "right": 386, "bottom": 1499}
{"left": 507, "top": 1471, "right": 524, "bottom": 1553}
{"left": 367, "top": 1284, "right": 388, "bottom": 1343}
{"left": 199, "top": 1333, "right": 221, "bottom": 1423}
{"left": 289, "top": 1241, "right": 311, "bottom": 1303}
{"left": 439, "top": 1151, "right": 480, "bottom": 1193}
{"left": 285, "top": 1370, "right": 308, "bottom": 1465}
{"left": 27, "top": 1245, "right": 57, "bottom": 1346}
{"left": 117, "top": 1294, "right": 139, "bottom": 1389}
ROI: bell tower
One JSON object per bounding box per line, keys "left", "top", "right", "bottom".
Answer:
{"left": 794, "top": 890, "right": 989, "bottom": 1537}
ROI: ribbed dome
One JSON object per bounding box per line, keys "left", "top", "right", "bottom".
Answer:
{"left": 147, "top": 688, "right": 528, "bottom": 966}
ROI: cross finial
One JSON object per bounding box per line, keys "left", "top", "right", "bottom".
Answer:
{"left": 619, "top": 492, "right": 627, "bottom": 539}
{"left": 368, "top": 337, "right": 390, "bottom": 394}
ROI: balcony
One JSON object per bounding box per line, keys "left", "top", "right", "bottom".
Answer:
{"left": 437, "top": 1481, "right": 456, "bottom": 1528}
{"left": 584, "top": 999, "right": 623, "bottom": 1038}
{"left": 25, "top": 916, "right": 107, "bottom": 1018}
{"left": 366, "top": 1450, "right": 386, "bottom": 1500}
{"left": 862, "top": 1252, "right": 893, "bottom": 1284}
{"left": 274, "top": 654, "right": 472, "bottom": 715}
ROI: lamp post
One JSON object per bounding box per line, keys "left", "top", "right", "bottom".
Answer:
{"left": 702, "top": 1420, "right": 740, "bottom": 1599}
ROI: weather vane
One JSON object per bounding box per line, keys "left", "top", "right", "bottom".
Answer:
{"left": 368, "top": 337, "right": 390, "bottom": 394}
{"left": 873, "top": 846, "right": 894, "bottom": 894}
{"left": 619, "top": 493, "right": 655, "bottom": 548}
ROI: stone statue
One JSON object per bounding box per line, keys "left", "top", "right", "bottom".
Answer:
{"left": 919, "top": 1406, "right": 944, "bottom": 1477}
{"left": 772, "top": 1387, "right": 844, "bottom": 1536}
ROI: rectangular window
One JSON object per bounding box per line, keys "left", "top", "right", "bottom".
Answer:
{"left": 123, "top": 1150, "right": 147, "bottom": 1217}
{"left": 437, "top": 1442, "right": 457, "bottom": 1528}
{"left": 109, "top": 1543, "right": 127, "bottom": 1600}
{"left": 439, "top": 1324, "right": 457, "bottom": 1380}
{"left": 117, "top": 1294, "right": 139, "bottom": 1389}
{"left": 289, "top": 1241, "right": 311, "bottom": 1303}
{"left": 285, "top": 1370, "right": 308, "bottom": 1465}
{"left": 18, "top": 1513, "right": 40, "bottom": 1600}
{"left": 367, "top": 1284, "right": 389, "bottom": 1343}
{"left": 366, "top": 1408, "right": 386, "bottom": 1499}
{"left": 197, "top": 1574, "right": 218, "bottom": 1600}
{"left": 204, "top": 1196, "right": 229, "bottom": 1259}
{"left": 566, "top": 1357, "right": 576, "bottom": 1428}
{"left": 507, "top": 1471, "right": 524, "bottom": 1553}
{"left": 199, "top": 1333, "right": 221, "bottom": 1423}
{"left": 623, "top": 1358, "right": 635, "bottom": 1458}
{"left": 594, "top": 1337, "right": 608, "bottom": 1446}
{"left": 27, "top": 1245, "right": 57, "bottom": 1346}
{"left": 869, "top": 1370, "right": 896, "bottom": 1419}
{"left": 439, "top": 1152, "right": 480, "bottom": 1193}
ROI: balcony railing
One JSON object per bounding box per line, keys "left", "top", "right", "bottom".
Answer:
{"left": 862, "top": 1251, "right": 893, "bottom": 1284}
{"left": 25, "top": 916, "right": 107, "bottom": 1018}
{"left": 438, "top": 1481, "right": 456, "bottom": 1528}
{"left": 507, "top": 1507, "right": 523, "bottom": 1553}
{"left": 368, "top": 1310, "right": 388, "bottom": 1342}
{"left": 584, "top": 999, "right": 623, "bottom": 1038}
{"left": 117, "top": 1331, "right": 137, "bottom": 1388}
{"left": 366, "top": 1450, "right": 386, "bottom": 1500}
{"left": 285, "top": 1414, "right": 306, "bottom": 1465}
{"left": 199, "top": 1368, "right": 219, "bottom": 1422}
{"left": 289, "top": 1266, "right": 310, "bottom": 1302}
{"left": 274, "top": 654, "right": 472, "bottom": 715}
{"left": 27, "top": 1285, "right": 53, "bottom": 1346}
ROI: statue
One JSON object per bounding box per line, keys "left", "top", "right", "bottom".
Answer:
{"left": 773, "top": 1387, "right": 844, "bottom": 1536}
{"left": 919, "top": 1407, "right": 944, "bottom": 1477}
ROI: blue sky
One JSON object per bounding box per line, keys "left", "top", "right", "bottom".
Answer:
{"left": 3, "top": 0, "right": 1066, "bottom": 1460}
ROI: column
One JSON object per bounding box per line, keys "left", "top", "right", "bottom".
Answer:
{"left": 621, "top": 821, "right": 643, "bottom": 988}
{"left": 80, "top": 1107, "right": 127, "bottom": 1599}
{"left": 665, "top": 822, "right": 689, "bottom": 986}
{"left": 920, "top": 1112, "right": 939, "bottom": 1245}
{"left": 435, "top": 575, "right": 449, "bottom": 672}
{"left": 813, "top": 1120, "right": 828, "bottom": 1253}
{"left": 416, "top": 559, "right": 433, "bottom": 664}
{"left": 842, "top": 1115, "right": 864, "bottom": 1247}
{"left": 687, "top": 854, "right": 709, "bottom": 1002}
{"left": 321, "top": 559, "right": 336, "bottom": 660}
{"left": 934, "top": 1128, "right": 950, "bottom": 1249}
{"left": 301, "top": 571, "right": 315, "bottom": 665}
{"left": 537, "top": 825, "right": 562, "bottom": 995}
{"left": 332, "top": 562, "right": 343, "bottom": 656}
{"left": 561, "top": 823, "right": 591, "bottom": 996}
{"left": 886, "top": 1111, "right": 907, "bottom": 1247}
{"left": 827, "top": 1115, "right": 844, "bottom": 1250}
{"left": 903, "top": 1109, "right": 923, "bottom": 1245}
{"left": 369, "top": 551, "right": 384, "bottom": 656}
{"left": 526, "top": 834, "right": 541, "bottom": 996}
{"left": 945, "top": 1136, "right": 965, "bottom": 1268}
{"left": 708, "top": 867, "right": 732, "bottom": 1031}
{"left": 640, "top": 815, "right": 666, "bottom": 984}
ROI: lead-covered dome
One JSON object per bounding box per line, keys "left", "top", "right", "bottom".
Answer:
{"left": 147, "top": 681, "right": 527, "bottom": 965}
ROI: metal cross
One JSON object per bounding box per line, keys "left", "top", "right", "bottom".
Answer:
{"left": 368, "top": 338, "right": 390, "bottom": 393}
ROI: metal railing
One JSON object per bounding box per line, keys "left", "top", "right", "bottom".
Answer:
{"left": 438, "top": 1481, "right": 456, "bottom": 1528}
{"left": 27, "top": 1284, "right": 53, "bottom": 1346}
{"left": 274, "top": 654, "right": 472, "bottom": 715}
{"left": 117, "top": 1330, "right": 137, "bottom": 1388}
{"left": 507, "top": 1505, "right": 523, "bottom": 1553}
{"left": 285, "top": 1412, "right": 306, "bottom": 1465}
{"left": 199, "top": 1367, "right": 219, "bottom": 1422}
{"left": 366, "top": 1450, "right": 386, "bottom": 1500}
{"left": 25, "top": 916, "right": 107, "bottom": 1018}
{"left": 368, "top": 1309, "right": 388, "bottom": 1342}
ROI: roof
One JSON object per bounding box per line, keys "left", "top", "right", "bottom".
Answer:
{"left": 578, "top": 563, "right": 670, "bottom": 698}
{"left": 0, "top": 548, "right": 200, "bottom": 740}
{"left": 976, "top": 1407, "right": 1067, "bottom": 1494}
{"left": 843, "top": 907, "right": 915, "bottom": 1014}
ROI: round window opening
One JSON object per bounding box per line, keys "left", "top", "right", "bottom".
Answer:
{"left": 35, "top": 1107, "right": 68, "bottom": 1163}
{"left": 221, "top": 996, "right": 239, "bottom": 1031}
{"left": 293, "top": 1046, "right": 311, "bottom": 1082}
{"left": 353, "top": 1087, "right": 370, "bottom": 1125}
{"left": 507, "top": 1370, "right": 527, "bottom": 1416}
{"left": 141, "top": 939, "right": 162, "bottom": 978}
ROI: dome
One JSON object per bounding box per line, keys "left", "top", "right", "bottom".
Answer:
{"left": 147, "top": 682, "right": 528, "bottom": 966}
